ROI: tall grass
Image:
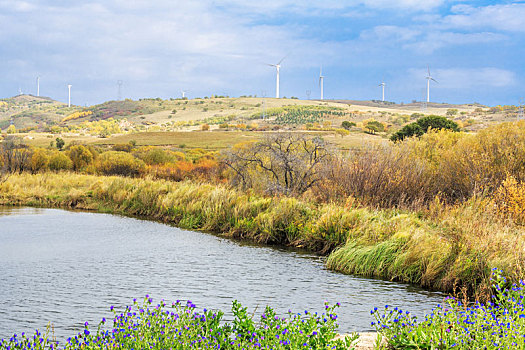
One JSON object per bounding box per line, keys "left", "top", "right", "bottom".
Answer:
{"left": 1, "top": 172, "right": 524, "bottom": 297}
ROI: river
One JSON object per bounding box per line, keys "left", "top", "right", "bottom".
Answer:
{"left": 0, "top": 207, "right": 443, "bottom": 341}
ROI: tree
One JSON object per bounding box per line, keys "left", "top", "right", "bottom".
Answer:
{"left": 223, "top": 133, "right": 333, "bottom": 195}
{"left": 96, "top": 151, "right": 146, "bottom": 176}
{"left": 335, "top": 128, "right": 350, "bottom": 138}
{"left": 68, "top": 145, "right": 94, "bottom": 171}
{"left": 56, "top": 137, "right": 65, "bottom": 150}
{"left": 341, "top": 121, "right": 356, "bottom": 130}
{"left": 390, "top": 115, "right": 459, "bottom": 142}
{"left": 0, "top": 136, "right": 31, "bottom": 174}
{"left": 365, "top": 120, "right": 384, "bottom": 134}
{"left": 6, "top": 125, "right": 16, "bottom": 134}
{"left": 30, "top": 148, "right": 50, "bottom": 173}
{"left": 48, "top": 151, "right": 73, "bottom": 171}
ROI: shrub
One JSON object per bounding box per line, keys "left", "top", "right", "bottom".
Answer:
{"left": 96, "top": 151, "right": 145, "bottom": 176}
{"left": 48, "top": 151, "right": 73, "bottom": 171}
{"left": 68, "top": 145, "right": 94, "bottom": 171}
{"left": 30, "top": 148, "right": 50, "bottom": 173}
{"left": 6, "top": 125, "right": 16, "bottom": 134}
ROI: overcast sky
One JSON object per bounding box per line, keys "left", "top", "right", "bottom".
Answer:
{"left": 1, "top": 0, "right": 524, "bottom": 106}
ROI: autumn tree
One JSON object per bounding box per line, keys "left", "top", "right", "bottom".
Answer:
{"left": 68, "top": 145, "right": 94, "bottom": 171}
{"left": 0, "top": 136, "right": 31, "bottom": 174}
{"left": 223, "top": 133, "right": 333, "bottom": 195}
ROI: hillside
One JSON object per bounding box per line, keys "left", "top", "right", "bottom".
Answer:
{"left": 0, "top": 94, "right": 77, "bottom": 131}
{"left": 1, "top": 95, "right": 522, "bottom": 150}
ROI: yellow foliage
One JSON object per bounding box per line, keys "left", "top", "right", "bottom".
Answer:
{"left": 494, "top": 175, "right": 525, "bottom": 224}
{"left": 62, "top": 110, "right": 93, "bottom": 122}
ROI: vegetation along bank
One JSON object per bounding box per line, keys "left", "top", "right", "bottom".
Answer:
{"left": 2, "top": 119, "right": 525, "bottom": 299}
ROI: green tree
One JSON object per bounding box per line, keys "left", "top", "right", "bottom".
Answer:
{"left": 55, "top": 137, "right": 65, "bottom": 150}
{"left": 341, "top": 121, "right": 356, "bottom": 130}
{"left": 390, "top": 115, "right": 459, "bottom": 142}
{"left": 365, "top": 121, "right": 384, "bottom": 134}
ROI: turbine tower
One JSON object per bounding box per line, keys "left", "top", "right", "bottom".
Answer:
{"left": 266, "top": 56, "right": 286, "bottom": 98}
{"left": 36, "top": 76, "right": 40, "bottom": 97}
{"left": 425, "top": 66, "right": 438, "bottom": 103}
{"left": 319, "top": 67, "right": 325, "bottom": 100}
{"left": 180, "top": 89, "right": 188, "bottom": 98}
{"left": 67, "top": 84, "right": 72, "bottom": 107}
{"left": 379, "top": 81, "right": 386, "bottom": 102}
{"left": 117, "top": 80, "right": 123, "bottom": 101}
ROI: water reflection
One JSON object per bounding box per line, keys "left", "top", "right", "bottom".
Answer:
{"left": 0, "top": 207, "right": 444, "bottom": 340}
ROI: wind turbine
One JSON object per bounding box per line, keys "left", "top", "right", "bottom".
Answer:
{"left": 180, "top": 89, "right": 188, "bottom": 98}
{"left": 266, "top": 56, "right": 286, "bottom": 98}
{"left": 67, "top": 84, "right": 72, "bottom": 107}
{"left": 425, "top": 66, "right": 438, "bottom": 103}
{"left": 117, "top": 80, "right": 123, "bottom": 101}
{"left": 378, "top": 81, "right": 386, "bottom": 102}
{"left": 319, "top": 67, "right": 325, "bottom": 100}
{"left": 36, "top": 76, "right": 40, "bottom": 97}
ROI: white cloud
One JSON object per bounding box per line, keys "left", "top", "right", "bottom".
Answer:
{"left": 362, "top": 0, "right": 447, "bottom": 11}
{"left": 404, "top": 31, "right": 505, "bottom": 53}
{"left": 360, "top": 26, "right": 421, "bottom": 42}
{"left": 408, "top": 67, "right": 517, "bottom": 89}
{"left": 444, "top": 3, "right": 525, "bottom": 32}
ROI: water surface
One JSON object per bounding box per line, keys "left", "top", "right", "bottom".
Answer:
{"left": 0, "top": 207, "right": 443, "bottom": 340}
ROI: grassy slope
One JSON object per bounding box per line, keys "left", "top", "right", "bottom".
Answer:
{"left": 1, "top": 172, "right": 522, "bottom": 298}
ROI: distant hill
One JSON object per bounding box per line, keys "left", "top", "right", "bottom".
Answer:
{"left": 0, "top": 94, "right": 74, "bottom": 131}
{"left": 0, "top": 95, "right": 518, "bottom": 135}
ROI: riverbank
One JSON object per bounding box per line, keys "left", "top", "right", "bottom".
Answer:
{"left": 1, "top": 172, "right": 523, "bottom": 297}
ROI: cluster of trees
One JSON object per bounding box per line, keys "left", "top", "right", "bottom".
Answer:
{"left": 390, "top": 115, "right": 460, "bottom": 142}
{"left": 4, "top": 114, "right": 524, "bottom": 216}
{"left": 0, "top": 137, "right": 219, "bottom": 180}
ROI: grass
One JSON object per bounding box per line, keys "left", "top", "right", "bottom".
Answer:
{"left": 94, "top": 131, "right": 263, "bottom": 148}
{"left": 1, "top": 172, "right": 523, "bottom": 298}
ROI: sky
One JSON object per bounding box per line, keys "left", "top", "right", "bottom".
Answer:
{"left": 0, "top": 0, "right": 524, "bottom": 106}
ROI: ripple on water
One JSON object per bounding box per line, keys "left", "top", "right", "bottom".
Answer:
{"left": 0, "top": 207, "right": 444, "bottom": 340}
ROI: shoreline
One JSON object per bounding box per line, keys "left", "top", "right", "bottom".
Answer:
{"left": 0, "top": 172, "right": 509, "bottom": 296}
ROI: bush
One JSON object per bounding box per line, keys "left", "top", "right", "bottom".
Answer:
{"left": 30, "top": 148, "right": 50, "bottom": 173}
{"left": 48, "top": 151, "right": 73, "bottom": 171}
{"left": 68, "top": 145, "right": 94, "bottom": 171}
{"left": 96, "top": 151, "right": 145, "bottom": 176}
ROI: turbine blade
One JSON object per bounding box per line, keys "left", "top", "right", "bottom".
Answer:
{"left": 431, "top": 78, "right": 438, "bottom": 83}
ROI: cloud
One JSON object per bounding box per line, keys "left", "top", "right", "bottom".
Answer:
{"left": 408, "top": 67, "right": 517, "bottom": 89}
{"left": 404, "top": 31, "right": 505, "bottom": 53}
{"left": 362, "top": 0, "right": 448, "bottom": 11}
{"left": 360, "top": 25, "right": 421, "bottom": 42}
{"left": 444, "top": 3, "right": 525, "bottom": 32}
